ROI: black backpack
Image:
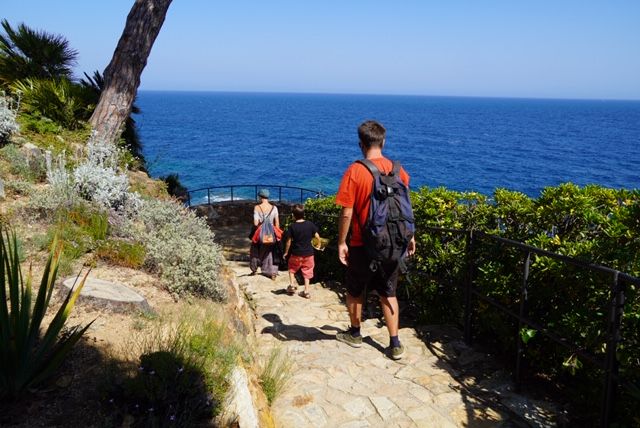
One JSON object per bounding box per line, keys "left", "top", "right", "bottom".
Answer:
{"left": 357, "top": 159, "right": 415, "bottom": 273}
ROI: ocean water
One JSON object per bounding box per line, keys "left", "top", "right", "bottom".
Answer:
{"left": 134, "top": 91, "right": 640, "bottom": 198}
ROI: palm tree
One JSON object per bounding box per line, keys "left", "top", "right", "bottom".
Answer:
{"left": 81, "top": 71, "right": 146, "bottom": 170}
{"left": 0, "top": 19, "right": 78, "bottom": 87}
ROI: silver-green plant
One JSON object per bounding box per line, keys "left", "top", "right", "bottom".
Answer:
{"left": 133, "top": 199, "right": 226, "bottom": 300}
{"left": 0, "top": 224, "right": 93, "bottom": 398}
{"left": 0, "top": 92, "right": 20, "bottom": 144}
{"left": 72, "top": 132, "right": 142, "bottom": 212}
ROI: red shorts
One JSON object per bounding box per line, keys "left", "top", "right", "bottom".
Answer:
{"left": 288, "top": 255, "right": 315, "bottom": 279}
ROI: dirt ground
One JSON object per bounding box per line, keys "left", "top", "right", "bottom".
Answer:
{"left": 0, "top": 223, "right": 246, "bottom": 427}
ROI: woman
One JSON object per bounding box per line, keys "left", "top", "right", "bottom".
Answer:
{"left": 249, "top": 188, "right": 280, "bottom": 279}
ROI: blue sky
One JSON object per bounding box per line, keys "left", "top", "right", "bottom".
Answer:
{"left": 3, "top": 0, "right": 640, "bottom": 100}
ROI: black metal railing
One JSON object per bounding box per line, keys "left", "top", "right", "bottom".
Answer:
{"left": 421, "top": 226, "right": 639, "bottom": 428}
{"left": 186, "top": 184, "right": 325, "bottom": 207}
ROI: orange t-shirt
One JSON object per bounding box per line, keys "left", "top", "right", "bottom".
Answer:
{"left": 336, "top": 157, "right": 410, "bottom": 246}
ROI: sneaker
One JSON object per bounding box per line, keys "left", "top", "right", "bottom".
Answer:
{"left": 387, "top": 344, "right": 405, "bottom": 360}
{"left": 336, "top": 331, "right": 363, "bottom": 348}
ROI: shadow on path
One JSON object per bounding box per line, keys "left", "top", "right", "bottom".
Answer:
{"left": 261, "top": 313, "right": 339, "bottom": 342}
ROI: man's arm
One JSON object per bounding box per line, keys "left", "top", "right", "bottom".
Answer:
{"left": 407, "top": 236, "right": 416, "bottom": 257}
{"left": 338, "top": 206, "right": 353, "bottom": 266}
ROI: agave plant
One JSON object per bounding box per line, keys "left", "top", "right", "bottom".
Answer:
{"left": 0, "top": 224, "right": 93, "bottom": 399}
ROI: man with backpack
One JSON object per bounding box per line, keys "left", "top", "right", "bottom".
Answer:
{"left": 335, "top": 120, "right": 416, "bottom": 360}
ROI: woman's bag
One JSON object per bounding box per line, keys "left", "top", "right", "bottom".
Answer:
{"left": 248, "top": 224, "right": 258, "bottom": 240}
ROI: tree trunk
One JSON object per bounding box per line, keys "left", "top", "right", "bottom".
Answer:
{"left": 89, "top": 0, "right": 172, "bottom": 145}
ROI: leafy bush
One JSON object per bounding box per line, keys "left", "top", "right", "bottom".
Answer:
{"left": 0, "top": 225, "right": 92, "bottom": 399}
{"left": 303, "top": 196, "right": 341, "bottom": 281}
{"left": 305, "top": 183, "right": 640, "bottom": 424}
{"left": 96, "top": 239, "right": 146, "bottom": 269}
{"left": 160, "top": 173, "right": 187, "bottom": 201}
{"left": 73, "top": 134, "right": 142, "bottom": 212}
{"left": 131, "top": 199, "right": 226, "bottom": 300}
{"left": 104, "top": 309, "right": 240, "bottom": 426}
{"left": 4, "top": 179, "right": 33, "bottom": 196}
{"left": 0, "top": 93, "right": 19, "bottom": 144}
{"left": 10, "top": 78, "right": 93, "bottom": 130}
{"left": 0, "top": 143, "right": 46, "bottom": 182}
{"left": 41, "top": 202, "right": 109, "bottom": 273}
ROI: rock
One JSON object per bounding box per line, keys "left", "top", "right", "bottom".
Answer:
{"left": 61, "top": 276, "right": 152, "bottom": 313}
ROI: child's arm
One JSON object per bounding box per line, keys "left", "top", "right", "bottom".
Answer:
{"left": 284, "top": 237, "right": 292, "bottom": 256}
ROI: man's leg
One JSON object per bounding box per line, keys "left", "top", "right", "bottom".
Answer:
{"left": 379, "top": 295, "right": 399, "bottom": 337}
{"left": 346, "top": 292, "right": 363, "bottom": 328}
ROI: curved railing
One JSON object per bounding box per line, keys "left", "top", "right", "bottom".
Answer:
{"left": 186, "top": 184, "right": 326, "bottom": 207}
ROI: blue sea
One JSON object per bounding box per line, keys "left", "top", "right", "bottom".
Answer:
{"left": 134, "top": 91, "right": 640, "bottom": 198}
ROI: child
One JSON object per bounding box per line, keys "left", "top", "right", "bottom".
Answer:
{"left": 284, "top": 204, "right": 320, "bottom": 299}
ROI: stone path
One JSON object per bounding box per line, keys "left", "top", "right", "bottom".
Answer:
{"left": 227, "top": 261, "right": 558, "bottom": 428}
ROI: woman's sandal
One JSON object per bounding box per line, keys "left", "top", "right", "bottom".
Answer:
{"left": 299, "top": 291, "right": 311, "bottom": 299}
{"left": 286, "top": 285, "right": 296, "bottom": 295}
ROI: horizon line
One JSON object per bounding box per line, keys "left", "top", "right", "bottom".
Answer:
{"left": 136, "top": 88, "right": 640, "bottom": 103}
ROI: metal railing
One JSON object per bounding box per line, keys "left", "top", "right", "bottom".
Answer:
{"left": 186, "top": 184, "right": 325, "bottom": 207}
{"left": 420, "top": 226, "right": 639, "bottom": 428}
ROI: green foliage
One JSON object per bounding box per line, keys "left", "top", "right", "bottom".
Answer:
{"left": 11, "top": 78, "right": 94, "bottom": 130}
{"left": 305, "top": 183, "right": 640, "bottom": 424}
{"left": 303, "top": 196, "right": 341, "bottom": 281}
{"left": 131, "top": 199, "right": 226, "bottom": 300}
{"left": 96, "top": 239, "right": 146, "bottom": 269}
{"left": 0, "top": 19, "right": 77, "bottom": 86}
{"left": 258, "top": 346, "right": 293, "bottom": 405}
{"left": 0, "top": 143, "right": 46, "bottom": 182}
{"left": 160, "top": 173, "right": 188, "bottom": 201}
{"left": 104, "top": 310, "right": 240, "bottom": 426}
{"left": 0, "top": 225, "right": 92, "bottom": 399}
{"left": 42, "top": 203, "right": 109, "bottom": 273}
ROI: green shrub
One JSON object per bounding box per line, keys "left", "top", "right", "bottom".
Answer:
{"left": 0, "top": 226, "right": 92, "bottom": 399}
{"left": 41, "top": 202, "right": 108, "bottom": 273}
{"left": 132, "top": 199, "right": 225, "bottom": 300}
{"left": 96, "top": 239, "right": 146, "bottom": 269}
{"left": 304, "top": 196, "right": 341, "bottom": 281}
{"left": 306, "top": 183, "right": 640, "bottom": 425}
{"left": 0, "top": 143, "right": 46, "bottom": 182}
{"left": 11, "top": 78, "right": 94, "bottom": 130}
{"left": 4, "top": 179, "right": 33, "bottom": 196}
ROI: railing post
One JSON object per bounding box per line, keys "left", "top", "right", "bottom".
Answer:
{"left": 300, "top": 188, "right": 303, "bottom": 203}
{"left": 463, "top": 230, "right": 475, "bottom": 345}
{"left": 601, "top": 272, "right": 624, "bottom": 427}
{"left": 515, "top": 251, "right": 532, "bottom": 391}
{"left": 255, "top": 186, "right": 258, "bottom": 201}
{"left": 207, "top": 188, "right": 211, "bottom": 205}
{"left": 279, "top": 186, "right": 282, "bottom": 202}
{"left": 230, "top": 186, "right": 234, "bottom": 201}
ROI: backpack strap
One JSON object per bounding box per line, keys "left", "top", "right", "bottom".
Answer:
{"left": 356, "top": 159, "right": 381, "bottom": 178}
{"left": 391, "top": 160, "right": 401, "bottom": 176}
{"left": 257, "top": 205, "right": 275, "bottom": 224}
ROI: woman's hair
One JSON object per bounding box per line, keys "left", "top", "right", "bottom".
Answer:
{"left": 292, "top": 204, "right": 305, "bottom": 220}
{"left": 358, "top": 120, "right": 386, "bottom": 148}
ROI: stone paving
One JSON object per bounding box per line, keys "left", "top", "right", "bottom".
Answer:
{"left": 227, "top": 261, "right": 558, "bottom": 428}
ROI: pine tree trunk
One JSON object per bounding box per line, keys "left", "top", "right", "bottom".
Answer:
{"left": 89, "top": 0, "right": 172, "bottom": 144}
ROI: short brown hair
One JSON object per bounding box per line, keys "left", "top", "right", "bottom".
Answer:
{"left": 358, "top": 120, "right": 386, "bottom": 149}
{"left": 292, "top": 204, "right": 305, "bottom": 220}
